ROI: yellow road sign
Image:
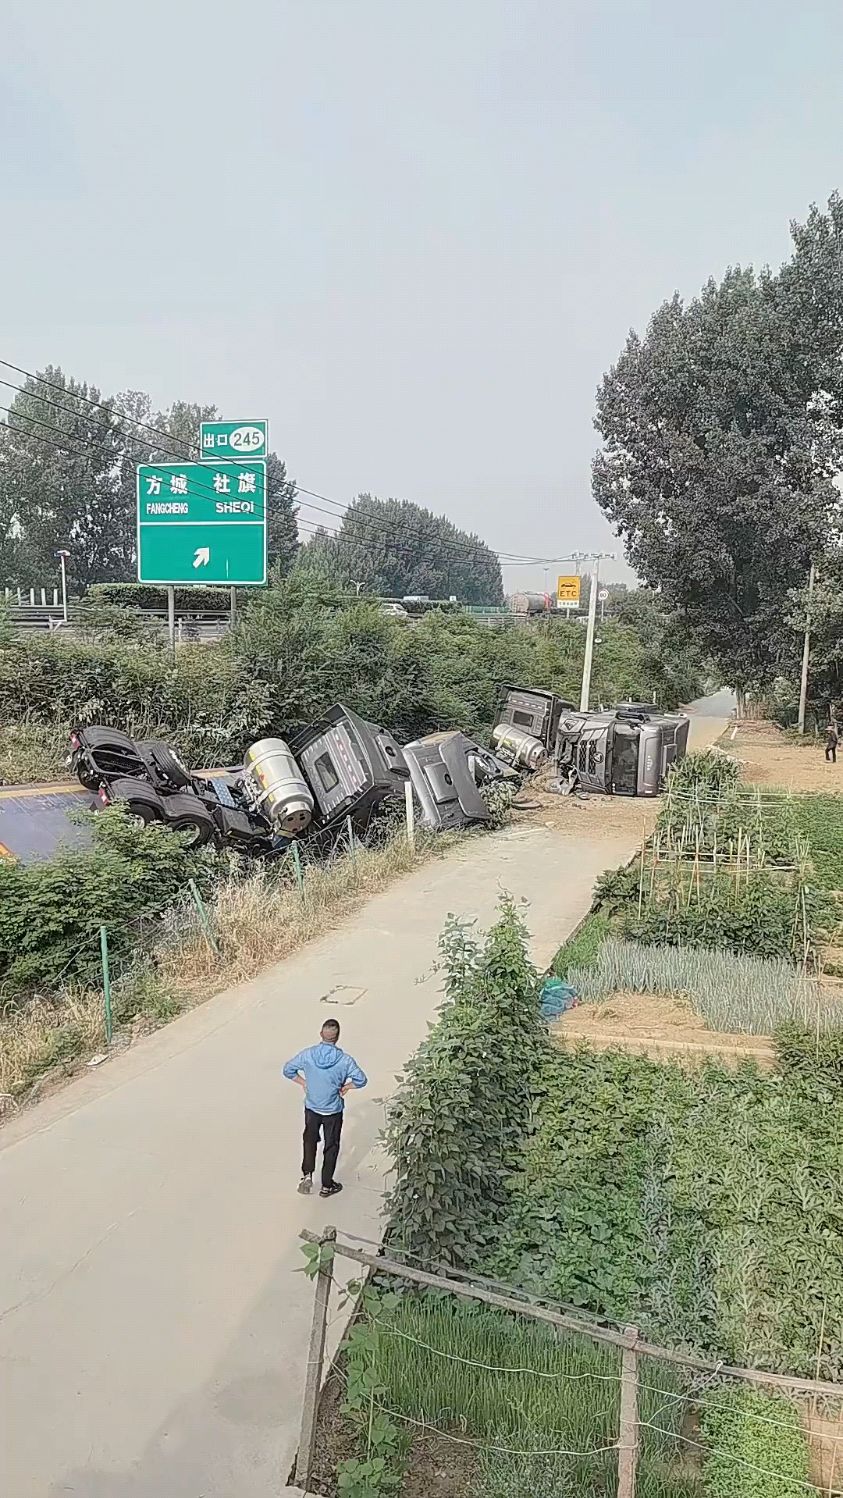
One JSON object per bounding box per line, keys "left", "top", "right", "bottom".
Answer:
{"left": 557, "top": 574, "right": 581, "bottom": 606}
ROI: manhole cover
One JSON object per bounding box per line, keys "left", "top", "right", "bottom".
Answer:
{"left": 320, "top": 984, "right": 367, "bottom": 1006}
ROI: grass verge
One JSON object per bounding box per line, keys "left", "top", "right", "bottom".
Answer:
{"left": 0, "top": 718, "right": 69, "bottom": 784}
{"left": 0, "top": 828, "right": 455, "bottom": 1114}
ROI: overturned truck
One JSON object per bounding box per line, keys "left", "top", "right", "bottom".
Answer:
{"left": 492, "top": 688, "right": 689, "bottom": 796}
{"left": 69, "top": 707, "right": 517, "bottom": 854}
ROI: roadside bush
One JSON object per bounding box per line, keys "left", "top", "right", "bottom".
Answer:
{"left": 384, "top": 898, "right": 546, "bottom": 1266}
{"left": 0, "top": 809, "right": 208, "bottom": 1002}
{"left": 88, "top": 583, "right": 233, "bottom": 610}
{"left": 0, "top": 584, "right": 707, "bottom": 774}
{"left": 700, "top": 1386, "right": 810, "bottom": 1498}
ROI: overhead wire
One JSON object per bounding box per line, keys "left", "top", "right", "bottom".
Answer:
{"left": 0, "top": 357, "right": 567, "bottom": 568}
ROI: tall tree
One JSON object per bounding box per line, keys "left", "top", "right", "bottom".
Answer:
{"left": 294, "top": 494, "right": 502, "bottom": 602}
{"left": 592, "top": 265, "right": 841, "bottom": 694}
{"left": 265, "top": 453, "right": 299, "bottom": 574}
{"left": 0, "top": 368, "right": 128, "bottom": 589}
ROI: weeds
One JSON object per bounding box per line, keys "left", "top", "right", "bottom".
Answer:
{"left": 0, "top": 718, "right": 69, "bottom": 784}
{"left": 0, "top": 827, "right": 446, "bottom": 1111}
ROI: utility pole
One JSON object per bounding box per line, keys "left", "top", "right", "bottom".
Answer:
{"left": 56, "top": 549, "right": 70, "bottom": 624}
{"left": 579, "top": 553, "right": 614, "bottom": 712}
{"left": 797, "top": 562, "right": 816, "bottom": 735}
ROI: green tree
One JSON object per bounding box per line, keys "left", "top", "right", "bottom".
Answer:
{"left": 265, "top": 452, "right": 299, "bottom": 574}
{"left": 593, "top": 264, "right": 841, "bottom": 696}
{"left": 0, "top": 368, "right": 128, "bottom": 589}
{"left": 295, "top": 494, "right": 503, "bottom": 603}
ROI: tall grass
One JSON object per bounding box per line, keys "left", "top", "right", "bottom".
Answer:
{"left": 1, "top": 828, "right": 446, "bottom": 1110}
{"left": 568, "top": 938, "right": 842, "bottom": 1035}
{"left": 365, "top": 1295, "right": 698, "bottom": 1497}
{"left": 0, "top": 718, "right": 69, "bottom": 784}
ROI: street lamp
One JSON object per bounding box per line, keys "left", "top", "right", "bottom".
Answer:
{"left": 56, "top": 550, "right": 70, "bottom": 624}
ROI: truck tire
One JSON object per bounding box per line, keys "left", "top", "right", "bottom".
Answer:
{"left": 162, "top": 793, "right": 217, "bottom": 847}
{"left": 138, "top": 739, "right": 192, "bottom": 790}
{"left": 71, "top": 727, "right": 146, "bottom": 788}
{"left": 106, "top": 777, "right": 168, "bottom": 825}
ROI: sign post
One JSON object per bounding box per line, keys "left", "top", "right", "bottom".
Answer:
{"left": 136, "top": 461, "right": 267, "bottom": 586}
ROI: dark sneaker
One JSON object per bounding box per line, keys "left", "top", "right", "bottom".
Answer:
{"left": 297, "top": 1176, "right": 313, "bottom": 1195}
{"left": 320, "top": 1181, "right": 343, "bottom": 1198}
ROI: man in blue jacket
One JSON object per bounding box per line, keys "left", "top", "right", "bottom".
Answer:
{"left": 283, "top": 1019, "right": 368, "bottom": 1198}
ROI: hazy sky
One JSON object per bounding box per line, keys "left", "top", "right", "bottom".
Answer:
{"left": 4, "top": 1, "right": 843, "bottom": 591}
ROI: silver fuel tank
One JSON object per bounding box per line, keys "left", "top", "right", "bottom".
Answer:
{"left": 242, "top": 738, "right": 314, "bottom": 835}
{"left": 491, "top": 722, "right": 547, "bottom": 772}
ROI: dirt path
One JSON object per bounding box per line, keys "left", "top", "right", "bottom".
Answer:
{"left": 728, "top": 718, "right": 843, "bottom": 792}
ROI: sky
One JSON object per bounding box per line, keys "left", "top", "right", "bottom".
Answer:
{"left": 3, "top": 0, "right": 843, "bottom": 593}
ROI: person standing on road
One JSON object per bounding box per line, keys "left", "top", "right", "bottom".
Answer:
{"left": 825, "top": 722, "right": 839, "bottom": 763}
{"left": 283, "top": 1019, "right": 367, "bottom": 1198}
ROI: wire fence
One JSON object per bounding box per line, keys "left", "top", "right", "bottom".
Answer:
{"left": 1, "top": 797, "right": 431, "bottom": 1112}
{"left": 294, "top": 1229, "right": 843, "bottom": 1498}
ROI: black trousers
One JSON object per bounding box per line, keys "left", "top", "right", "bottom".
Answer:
{"left": 302, "top": 1108, "right": 343, "bottom": 1187}
{"left": 827, "top": 744, "right": 837, "bottom": 762}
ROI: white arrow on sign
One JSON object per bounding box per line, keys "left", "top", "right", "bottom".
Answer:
{"left": 193, "top": 546, "right": 210, "bottom": 569}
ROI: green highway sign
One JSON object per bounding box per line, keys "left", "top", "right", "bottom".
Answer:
{"left": 200, "top": 419, "right": 268, "bottom": 460}
{"left": 136, "top": 461, "right": 267, "bottom": 585}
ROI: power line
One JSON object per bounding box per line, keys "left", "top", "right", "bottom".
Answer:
{"left": 0, "top": 358, "right": 566, "bottom": 568}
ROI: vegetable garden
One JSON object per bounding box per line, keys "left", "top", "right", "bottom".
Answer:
{"left": 311, "top": 748, "right": 843, "bottom": 1497}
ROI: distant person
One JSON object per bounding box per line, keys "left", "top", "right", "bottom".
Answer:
{"left": 283, "top": 1019, "right": 367, "bottom": 1198}
{"left": 826, "top": 723, "right": 839, "bottom": 764}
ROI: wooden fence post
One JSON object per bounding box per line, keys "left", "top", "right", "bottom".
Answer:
{"left": 617, "top": 1324, "right": 640, "bottom": 1498}
{"left": 295, "top": 1226, "right": 337, "bottom": 1489}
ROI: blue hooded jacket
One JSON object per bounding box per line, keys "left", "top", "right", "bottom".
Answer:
{"left": 283, "top": 1042, "right": 368, "bottom": 1115}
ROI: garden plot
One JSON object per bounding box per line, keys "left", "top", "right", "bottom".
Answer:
{"left": 554, "top": 938, "right": 843, "bottom": 1065}
{"left": 555, "top": 989, "right": 777, "bottom": 1066}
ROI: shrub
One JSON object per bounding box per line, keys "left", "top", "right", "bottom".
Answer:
{"left": 488, "top": 1044, "right": 843, "bottom": 1379}
{"left": 0, "top": 809, "right": 208, "bottom": 1002}
{"left": 88, "top": 583, "right": 233, "bottom": 610}
{"left": 619, "top": 871, "right": 825, "bottom": 961}
{"left": 775, "top": 1021, "right": 843, "bottom": 1092}
{"left": 384, "top": 898, "right": 546, "bottom": 1266}
{"left": 666, "top": 749, "right": 741, "bottom": 796}
{"left": 700, "top": 1386, "right": 810, "bottom": 1498}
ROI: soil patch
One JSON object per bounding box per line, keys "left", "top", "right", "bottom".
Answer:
{"left": 728, "top": 719, "right": 843, "bottom": 793}
{"left": 516, "top": 770, "right": 658, "bottom": 842}
{"left": 554, "top": 990, "right": 776, "bottom": 1068}
{"left": 300, "top": 1363, "right": 478, "bottom": 1498}
{"left": 400, "top": 1432, "right": 479, "bottom": 1498}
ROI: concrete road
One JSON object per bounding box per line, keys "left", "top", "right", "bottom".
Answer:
{"left": 0, "top": 706, "right": 728, "bottom": 1498}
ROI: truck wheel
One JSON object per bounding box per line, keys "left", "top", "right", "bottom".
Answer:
{"left": 106, "top": 777, "right": 167, "bottom": 825}
{"left": 138, "top": 740, "right": 192, "bottom": 789}
{"left": 71, "top": 750, "right": 104, "bottom": 793}
{"left": 162, "top": 794, "right": 217, "bottom": 847}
